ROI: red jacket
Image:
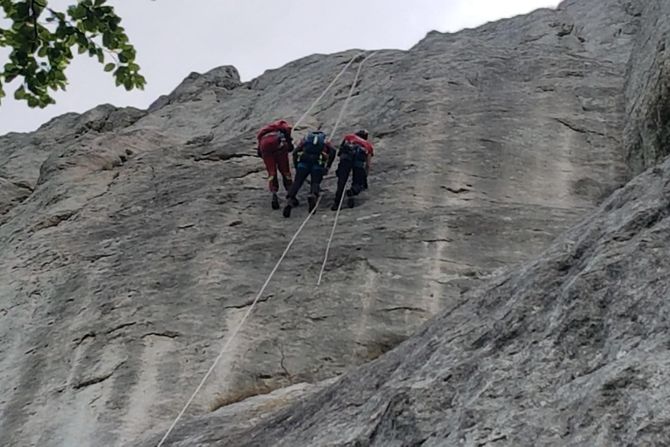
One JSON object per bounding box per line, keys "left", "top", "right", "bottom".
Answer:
{"left": 342, "top": 134, "right": 374, "bottom": 157}
{"left": 257, "top": 120, "right": 292, "bottom": 143}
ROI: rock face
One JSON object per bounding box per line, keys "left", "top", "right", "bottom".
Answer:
{"left": 624, "top": 0, "right": 670, "bottom": 174}
{"left": 159, "top": 155, "right": 670, "bottom": 447}
{"left": 0, "top": 104, "right": 146, "bottom": 220}
{"left": 0, "top": 0, "right": 665, "bottom": 445}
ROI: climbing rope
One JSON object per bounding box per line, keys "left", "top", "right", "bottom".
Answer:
{"left": 327, "top": 52, "right": 376, "bottom": 139}
{"left": 317, "top": 52, "right": 377, "bottom": 286}
{"left": 156, "top": 197, "right": 323, "bottom": 447}
{"left": 292, "top": 52, "right": 365, "bottom": 131}
{"left": 156, "top": 51, "right": 371, "bottom": 447}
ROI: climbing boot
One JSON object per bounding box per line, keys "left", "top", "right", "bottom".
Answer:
{"left": 271, "top": 193, "right": 280, "bottom": 210}
{"left": 331, "top": 201, "right": 339, "bottom": 211}
{"left": 282, "top": 204, "right": 292, "bottom": 218}
{"left": 345, "top": 189, "right": 355, "bottom": 208}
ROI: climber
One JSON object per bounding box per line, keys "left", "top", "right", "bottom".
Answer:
{"left": 331, "top": 129, "right": 374, "bottom": 210}
{"left": 256, "top": 119, "right": 295, "bottom": 210}
{"left": 283, "top": 130, "right": 336, "bottom": 218}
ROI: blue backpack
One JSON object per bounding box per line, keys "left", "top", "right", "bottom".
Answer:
{"left": 302, "top": 131, "right": 327, "bottom": 156}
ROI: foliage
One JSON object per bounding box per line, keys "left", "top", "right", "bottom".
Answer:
{"left": 0, "top": 0, "right": 145, "bottom": 107}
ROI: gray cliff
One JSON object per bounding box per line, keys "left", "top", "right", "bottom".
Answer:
{"left": 1, "top": 0, "right": 668, "bottom": 446}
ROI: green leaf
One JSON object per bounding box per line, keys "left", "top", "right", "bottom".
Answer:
{"left": 114, "top": 65, "right": 127, "bottom": 78}
{"left": 1, "top": 0, "right": 144, "bottom": 108}
{"left": 5, "top": 72, "right": 18, "bottom": 83}
{"left": 69, "top": 5, "right": 86, "bottom": 20}
{"left": 16, "top": 3, "right": 30, "bottom": 19}
{"left": 76, "top": 33, "right": 88, "bottom": 47}
{"left": 14, "top": 86, "right": 26, "bottom": 100}
{"left": 35, "top": 70, "right": 47, "bottom": 84}
{"left": 102, "top": 32, "right": 112, "bottom": 48}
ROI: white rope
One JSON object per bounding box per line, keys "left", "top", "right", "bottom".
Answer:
{"left": 155, "top": 54, "right": 365, "bottom": 447}
{"left": 317, "top": 52, "right": 377, "bottom": 287}
{"left": 327, "top": 52, "right": 376, "bottom": 139}
{"left": 156, "top": 196, "right": 323, "bottom": 447}
{"left": 317, "top": 185, "right": 348, "bottom": 287}
{"left": 292, "top": 52, "right": 364, "bottom": 131}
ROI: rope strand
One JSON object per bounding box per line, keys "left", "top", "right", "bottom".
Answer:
{"left": 318, "top": 52, "right": 377, "bottom": 286}
{"left": 293, "top": 52, "right": 365, "bottom": 131}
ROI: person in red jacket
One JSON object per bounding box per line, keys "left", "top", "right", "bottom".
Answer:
{"left": 256, "top": 119, "right": 294, "bottom": 209}
{"left": 331, "top": 129, "right": 374, "bottom": 210}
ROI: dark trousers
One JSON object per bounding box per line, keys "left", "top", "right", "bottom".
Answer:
{"left": 334, "top": 158, "right": 367, "bottom": 203}
{"left": 287, "top": 162, "right": 325, "bottom": 199}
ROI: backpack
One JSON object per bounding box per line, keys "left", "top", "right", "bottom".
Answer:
{"left": 302, "top": 131, "right": 327, "bottom": 157}
{"left": 257, "top": 120, "right": 291, "bottom": 141}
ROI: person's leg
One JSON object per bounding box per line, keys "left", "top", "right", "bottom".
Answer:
{"left": 332, "top": 158, "right": 353, "bottom": 210}
{"left": 260, "top": 148, "right": 280, "bottom": 209}
{"left": 308, "top": 165, "right": 325, "bottom": 212}
{"left": 310, "top": 166, "right": 324, "bottom": 196}
{"left": 277, "top": 150, "right": 293, "bottom": 192}
{"left": 346, "top": 165, "right": 368, "bottom": 208}
{"left": 351, "top": 165, "right": 367, "bottom": 196}
{"left": 261, "top": 150, "right": 279, "bottom": 193}
{"left": 283, "top": 166, "right": 308, "bottom": 217}
{"left": 287, "top": 166, "right": 308, "bottom": 199}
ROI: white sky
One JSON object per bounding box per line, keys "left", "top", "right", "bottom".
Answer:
{"left": 0, "top": 0, "right": 560, "bottom": 135}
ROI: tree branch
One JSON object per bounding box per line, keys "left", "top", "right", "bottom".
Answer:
{"left": 29, "top": 0, "right": 39, "bottom": 52}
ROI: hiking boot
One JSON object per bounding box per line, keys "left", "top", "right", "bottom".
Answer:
{"left": 308, "top": 194, "right": 317, "bottom": 212}
{"left": 331, "top": 201, "right": 339, "bottom": 211}
{"left": 282, "top": 205, "right": 292, "bottom": 218}
{"left": 347, "top": 196, "right": 355, "bottom": 208}
{"left": 271, "top": 193, "right": 280, "bottom": 210}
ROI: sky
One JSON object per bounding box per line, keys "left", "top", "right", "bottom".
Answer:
{"left": 0, "top": 0, "right": 560, "bottom": 135}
